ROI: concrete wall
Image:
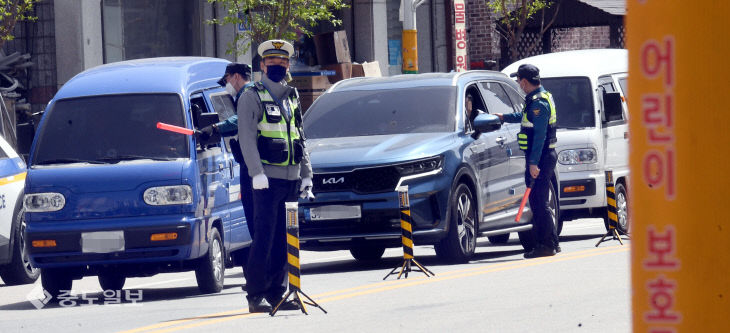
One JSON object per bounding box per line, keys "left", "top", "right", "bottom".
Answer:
{"left": 54, "top": 0, "right": 103, "bottom": 86}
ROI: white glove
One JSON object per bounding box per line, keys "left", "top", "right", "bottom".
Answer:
{"left": 252, "top": 173, "right": 269, "bottom": 190}
{"left": 299, "top": 177, "right": 313, "bottom": 192}
{"left": 299, "top": 177, "right": 314, "bottom": 200}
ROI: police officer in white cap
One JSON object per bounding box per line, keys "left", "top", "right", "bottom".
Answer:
{"left": 236, "top": 39, "right": 313, "bottom": 313}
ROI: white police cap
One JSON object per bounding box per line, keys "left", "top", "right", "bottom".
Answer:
{"left": 257, "top": 39, "right": 294, "bottom": 59}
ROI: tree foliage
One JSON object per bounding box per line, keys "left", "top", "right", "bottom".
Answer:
{"left": 207, "top": 0, "right": 348, "bottom": 56}
{"left": 0, "top": 0, "right": 38, "bottom": 49}
{"left": 488, "top": 0, "right": 561, "bottom": 63}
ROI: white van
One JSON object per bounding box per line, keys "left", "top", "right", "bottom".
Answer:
{"left": 502, "top": 49, "right": 629, "bottom": 234}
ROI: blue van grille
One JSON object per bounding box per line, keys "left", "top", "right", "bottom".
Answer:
{"left": 313, "top": 166, "right": 400, "bottom": 194}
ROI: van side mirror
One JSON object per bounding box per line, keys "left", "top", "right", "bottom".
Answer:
{"left": 197, "top": 113, "right": 219, "bottom": 129}
{"left": 602, "top": 92, "right": 623, "bottom": 122}
{"left": 473, "top": 113, "right": 502, "bottom": 136}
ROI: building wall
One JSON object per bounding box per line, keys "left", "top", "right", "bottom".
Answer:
{"left": 466, "top": 0, "right": 500, "bottom": 69}
{"left": 2, "top": 1, "right": 57, "bottom": 115}
{"left": 551, "top": 26, "right": 611, "bottom": 52}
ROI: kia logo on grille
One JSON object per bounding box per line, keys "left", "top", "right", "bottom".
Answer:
{"left": 322, "top": 177, "right": 345, "bottom": 185}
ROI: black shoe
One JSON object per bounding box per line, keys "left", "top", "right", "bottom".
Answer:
{"left": 555, "top": 245, "right": 562, "bottom": 253}
{"left": 247, "top": 297, "right": 272, "bottom": 313}
{"left": 269, "top": 298, "right": 302, "bottom": 311}
{"left": 524, "top": 245, "right": 557, "bottom": 259}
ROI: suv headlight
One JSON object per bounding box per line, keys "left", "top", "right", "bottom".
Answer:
{"left": 558, "top": 148, "right": 598, "bottom": 165}
{"left": 24, "top": 193, "right": 66, "bottom": 212}
{"left": 394, "top": 156, "right": 443, "bottom": 177}
{"left": 144, "top": 185, "right": 193, "bottom": 206}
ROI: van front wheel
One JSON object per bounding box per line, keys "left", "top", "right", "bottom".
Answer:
{"left": 195, "top": 228, "right": 224, "bottom": 294}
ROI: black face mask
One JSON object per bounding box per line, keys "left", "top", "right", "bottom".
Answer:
{"left": 266, "top": 65, "right": 287, "bottom": 82}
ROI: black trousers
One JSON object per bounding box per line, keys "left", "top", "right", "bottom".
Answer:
{"left": 244, "top": 178, "right": 298, "bottom": 302}
{"left": 524, "top": 149, "right": 559, "bottom": 250}
{"left": 237, "top": 163, "right": 255, "bottom": 268}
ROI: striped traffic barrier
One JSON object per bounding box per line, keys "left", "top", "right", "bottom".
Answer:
{"left": 383, "top": 186, "right": 434, "bottom": 280}
{"left": 596, "top": 170, "right": 625, "bottom": 247}
{"left": 269, "top": 202, "right": 327, "bottom": 316}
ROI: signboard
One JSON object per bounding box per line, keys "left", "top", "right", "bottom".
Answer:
{"left": 453, "top": 0, "right": 467, "bottom": 72}
{"left": 237, "top": 12, "right": 250, "bottom": 33}
{"left": 628, "top": 1, "right": 730, "bottom": 332}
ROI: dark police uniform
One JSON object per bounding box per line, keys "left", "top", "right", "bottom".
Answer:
{"left": 502, "top": 72, "right": 559, "bottom": 257}
{"left": 236, "top": 39, "right": 312, "bottom": 312}
{"left": 201, "top": 64, "right": 256, "bottom": 267}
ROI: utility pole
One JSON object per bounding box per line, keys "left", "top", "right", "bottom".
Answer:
{"left": 401, "top": 0, "right": 428, "bottom": 74}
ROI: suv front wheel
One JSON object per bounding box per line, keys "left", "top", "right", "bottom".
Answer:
{"left": 435, "top": 183, "right": 477, "bottom": 263}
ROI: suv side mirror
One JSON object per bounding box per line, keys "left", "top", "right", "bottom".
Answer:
{"left": 602, "top": 92, "right": 623, "bottom": 122}
{"left": 473, "top": 113, "right": 502, "bottom": 134}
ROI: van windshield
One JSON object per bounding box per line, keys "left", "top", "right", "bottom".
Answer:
{"left": 541, "top": 77, "right": 595, "bottom": 129}
{"left": 32, "top": 94, "right": 188, "bottom": 166}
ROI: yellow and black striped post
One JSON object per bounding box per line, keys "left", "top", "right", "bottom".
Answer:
{"left": 270, "top": 202, "right": 327, "bottom": 316}
{"left": 596, "top": 170, "right": 625, "bottom": 247}
{"left": 383, "top": 186, "right": 434, "bottom": 280}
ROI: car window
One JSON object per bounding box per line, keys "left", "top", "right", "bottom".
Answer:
{"left": 303, "top": 86, "right": 456, "bottom": 139}
{"left": 208, "top": 91, "right": 235, "bottom": 120}
{"left": 480, "top": 81, "right": 517, "bottom": 115}
{"left": 502, "top": 83, "right": 525, "bottom": 112}
{"left": 32, "top": 93, "right": 188, "bottom": 165}
{"left": 541, "top": 77, "right": 595, "bottom": 129}
{"left": 0, "top": 147, "right": 7, "bottom": 159}
{"left": 618, "top": 77, "right": 628, "bottom": 98}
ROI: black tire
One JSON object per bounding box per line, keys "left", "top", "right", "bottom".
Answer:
{"left": 195, "top": 228, "right": 224, "bottom": 294}
{"left": 0, "top": 207, "right": 40, "bottom": 285}
{"left": 518, "top": 181, "right": 559, "bottom": 251}
{"left": 349, "top": 245, "right": 386, "bottom": 261}
{"left": 41, "top": 268, "right": 73, "bottom": 300}
{"left": 98, "top": 270, "right": 126, "bottom": 291}
{"left": 487, "top": 233, "right": 510, "bottom": 244}
{"left": 435, "top": 183, "right": 477, "bottom": 263}
{"left": 604, "top": 182, "right": 629, "bottom": 235}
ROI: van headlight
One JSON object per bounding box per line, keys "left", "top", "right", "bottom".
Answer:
{"left": 394, "top": 156, "right": 443, "bottom": 177}
{"left": 24, "top": 193, "right": 66, "bottom": 212}
{"left": 144, "top": 185, "right": 193, "bottom": 206}
{"left": 558, "top": 148, "right": 598, "bottom": 165}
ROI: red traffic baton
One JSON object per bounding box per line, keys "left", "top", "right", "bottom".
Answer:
{"left": 515, "top": 178, "right": 535, "bottom": 222}
{"left": 157, "top": 122, "right": 194, "bottom": 136}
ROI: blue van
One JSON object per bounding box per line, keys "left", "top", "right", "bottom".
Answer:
{"left": 23, "top": 57, "right": 250, "bottom": 297}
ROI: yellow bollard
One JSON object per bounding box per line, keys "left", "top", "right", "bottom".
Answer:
{"left": 269, "top": 202, "right": 326, "bottom": 316}
{"left": 595, "top": 170, "right": 626, "bottom": 247}
{"left": 383, "top": 186, "right": 434, "bottom": 280}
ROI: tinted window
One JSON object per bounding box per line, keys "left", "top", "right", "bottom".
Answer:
{"left": 209, "top": 92, "right": 235, "bottom": 120}
{"left": 480, "top": 82, "right": 516, "bottom": 115}
{"left": 618, "top": 78, "right": 628, "bottom": 98}
{"left": 304, "top": 87, "right": 456, "bottom": 139}
{"left": 502, "top": 83, "right": 525, "bottom": 112}
{"left": 33, "top": 94, "right": 188, "bottom": 165}
{"left": 541, "top": 77, "right": 595, "bottom": 129}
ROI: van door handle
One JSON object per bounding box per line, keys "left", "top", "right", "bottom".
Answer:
{"left": 496, "top": 136, "right": 505, "bottom": 145}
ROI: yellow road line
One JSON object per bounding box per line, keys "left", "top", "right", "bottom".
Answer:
{"left": 118, "top": 245, "right": 627, "bottom": 333}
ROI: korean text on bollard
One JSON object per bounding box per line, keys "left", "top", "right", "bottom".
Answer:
{"left": 596, "top": 170, "right": 627, "bottom": 247}
{"left": 383, "top": 186, "right": 434, "bottom": 280}
{"left": 270, "top": 202, "right": 327, "bottom": 316}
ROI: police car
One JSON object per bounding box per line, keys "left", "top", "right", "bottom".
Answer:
{"left": 0, "top": 135, "right": 39, "bottom": 285}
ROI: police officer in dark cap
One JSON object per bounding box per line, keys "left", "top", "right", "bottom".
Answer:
{"left": 198, "top": 62, "right": 257, "bottom": 269}
{"left": 495, "top": 64, "right": 560, "bottom": 258}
